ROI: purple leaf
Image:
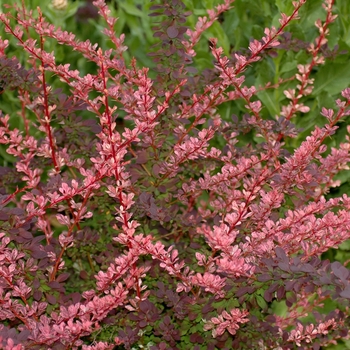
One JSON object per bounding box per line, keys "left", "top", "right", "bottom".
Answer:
{"left": 331, "top": 262, "right": 350, "bottom": 281}
{"left": 257, "top": 274, "right": 272, "bottom": 282}
{"left": 56, "top": 273, "right": 70, "bottom": 283}
{"left": 45, "top": 293, "right": 57, "bottom": 305}
{"left": 167, "top": 26, "right": 179, "bottom": 38}
{"left": 48, "top": 281, "right": 61, "bottom": 290}
{"left": 340, "top": 285, "right": 350, "bottom": 299}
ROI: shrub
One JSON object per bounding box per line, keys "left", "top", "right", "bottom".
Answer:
{"left": 0, "top": 0, "right": 350, "bottom": 349}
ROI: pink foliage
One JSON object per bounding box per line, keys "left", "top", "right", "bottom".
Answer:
{"left": 0, "top": 0, "right": 349, "bottom": 348}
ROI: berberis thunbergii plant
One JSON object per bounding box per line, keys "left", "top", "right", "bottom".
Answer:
{"left": 1, "top": 0, "right": 350, "bottom": 348}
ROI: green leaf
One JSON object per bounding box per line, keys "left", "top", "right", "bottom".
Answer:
{"left": 313, "top": 61, "right": 350, "bottom": 96}
{"left": 256, "top": 295, "right": 267, "bottom": 310}
{"left": 339, "top": 240, "right": 350, "bottom": 251}
{"left": 256, "top": 90, "right": 280, "bottom": 117}
{"left": 203, "top": 22, "right": 230, "bottom": 55}
{"left": 0, "top": 145, "right": 16, "bottom": 164}
{"left": 280, "top": 61, "right": 298, "bottom": 74}
{"left": 201, "top": 0, "right": 214, "bottom": 9}
{"left": 274, "top": 0, "right": 294, "bottom": 14}
{"left": 271, "top": 300, "right": 288, "bottom": 317}
{"left": 118, "top": 1, "right": 146, "bottom": 18}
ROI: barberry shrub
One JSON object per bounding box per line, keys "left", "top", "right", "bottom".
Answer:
{"left": 1, "top": 0, "right": 350, "bottom": 349}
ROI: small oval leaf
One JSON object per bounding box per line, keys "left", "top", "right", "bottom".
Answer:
{"left": 167, "top": 26, "right": 179, "bottom": 38}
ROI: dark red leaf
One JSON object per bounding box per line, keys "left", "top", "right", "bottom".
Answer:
{"left": 331, "top": 262, "right": 349, "bottom": 281}
{"left": 340, "top": 285, "right": 350, "bottom": 299}
{"left": 45, "top": 293, "right": 57, "bottom": 305}
{"left": 257, "top": 274, "right": 272, "bottom": 282}
{"left": 167, "top": 26, "right": 179, "bottom": 39}
{"left": 48, "top": 281, "right": 61, "bottom": 290}
{"left": 56, "top": 273, "right": 70, "bottom": 283}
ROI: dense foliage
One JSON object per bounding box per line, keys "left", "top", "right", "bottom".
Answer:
{"left": 1, "top": 0, "right": 350, "bottom": 349}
